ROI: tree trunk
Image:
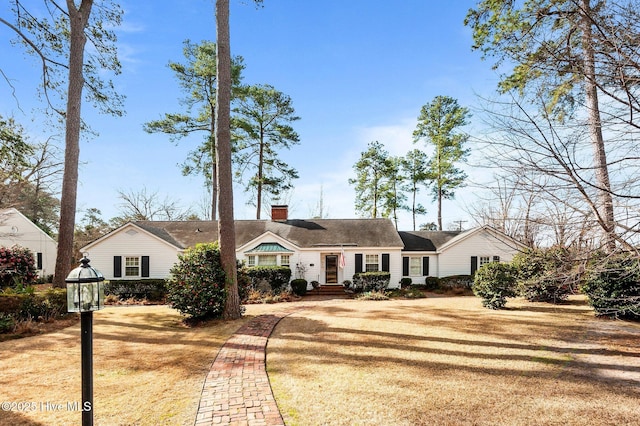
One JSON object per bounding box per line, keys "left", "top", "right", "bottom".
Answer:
{"left": 209, "top": 109, "right": 217, "bottom": 220}
{"left": 216, "top": 0, "right": 241, "bottom": 320}
{"left": 256, "top": 128, "right": 264, "bottom": 219}
{"left": 53, "top": 0, "right": 92, "bottom": 287}
{"left": 580, "top": 0, "right": 616, "bottom": 252}
{"left": 437, "top": 187, "right": 443, "bottom": 231}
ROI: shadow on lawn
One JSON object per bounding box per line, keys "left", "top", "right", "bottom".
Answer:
{"left": 0, "top": 410, "right": 46, "bottom": 426}
{"left": 272, "top": 313, "right": 640, "bottom": 393}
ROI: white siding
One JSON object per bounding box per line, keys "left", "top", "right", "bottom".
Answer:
{"left": 292, "top": 248, "right": 403, "bottom": 289}
{"left": 0, "top": 209, "right": 57, "bottom": 278}
{"left": 439, "top": 229, "right": 519, "bottom": 277}
{"left": 399, "top": 253, "right": 439, "bottom": 284}
{"left": 343, "top": 248, "right": 403, "bottom": 289}
{"left": 84, "top": 225, "right": 180, "bottom": 280}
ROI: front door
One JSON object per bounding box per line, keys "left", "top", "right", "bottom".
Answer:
{"left": 325, "top": 255, "right": 338, "bottom": 284}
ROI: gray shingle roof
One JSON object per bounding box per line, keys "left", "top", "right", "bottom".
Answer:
{"left": 398, "top": 230, "right": 462, "bottom": 251}
{"left": 133, "top": 218, "right": 404, "bottom": 250}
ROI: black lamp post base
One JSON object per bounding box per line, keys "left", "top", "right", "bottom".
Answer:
{"left": 81, "top": 311, "right": 93, "bottom": 426}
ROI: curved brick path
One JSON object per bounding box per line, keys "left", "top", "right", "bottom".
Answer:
{"left": 194, "top": 311, "right": 294, "bottom": 426}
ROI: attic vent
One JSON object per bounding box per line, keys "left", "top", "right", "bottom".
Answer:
{"left": 126, "top": 229, "right": 138, "bottom": 236}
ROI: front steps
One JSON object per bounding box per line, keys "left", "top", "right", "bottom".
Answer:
{"left": 305, "top": 284, "right": 347, "bottom": 297}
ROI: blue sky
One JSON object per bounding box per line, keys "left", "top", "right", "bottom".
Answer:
{"left": 0, "top": 0, "right": 500, "bottom": 230}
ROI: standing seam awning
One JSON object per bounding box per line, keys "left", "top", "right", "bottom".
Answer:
{"left": 244, "top": 242, "right": 294, "bottom": 253}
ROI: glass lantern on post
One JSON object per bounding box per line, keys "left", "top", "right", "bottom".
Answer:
{"left": 66, "top": 257, "right": 105, "bottom": 312}
{"left": 66, "top": 257, "right": 105, "bottom": 426}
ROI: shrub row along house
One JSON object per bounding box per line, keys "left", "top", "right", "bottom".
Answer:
{"left": 82, "top": 205, "right": 525, "bottom": 289}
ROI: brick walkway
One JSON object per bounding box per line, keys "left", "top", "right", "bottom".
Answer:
{"left": 194, "top": 312, "right": 293, "bottom": 426}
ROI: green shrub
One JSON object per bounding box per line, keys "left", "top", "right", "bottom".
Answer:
{"left": 352, "top": 272, "right": 391, "bottom": 293}
{"left": 512, "top": 247, "right": 576, "bottom": 303}
{"left": 290, "top": 279, "right": 308, "bottom": 296}
{"left": 0, "top": 246, "right": 37, "bottom": 288}
{"left": 245, "top": 266, "right": 292, "bottom": 294}
{"left": 387, "top": 287, "right": 427, "bottom": 299}
{"left": 472, "top": 263, "right": 517, "bottom": 309}
{"left": 400, "top": 277, "right": 412, "bottom": 288}
{"left": 237, "top": 265, "right": 252, "bottom": 303}
{"left": 424, "top": 276, "right": 440, "bottom": 290}
{"left": 357, "top": 290, "right": 389, "bottom": 300}
{"left": 0, "top": 313, "right": 16, "bottom": 333}
{"left": 167, "top": 243, "right": 227, "bottom": 320}
{"left": 439, "top": 275, "right": 473, "bottom": 289}
{"left": 0, "top": 288, "right": 67, "bottom": 321}
{"left": 104, "top": 279, "right": 167, "bottom": 301}
{"left": 580, "top": 253, "right": 640, "bottom": 319}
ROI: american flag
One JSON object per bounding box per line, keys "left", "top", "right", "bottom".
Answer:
{"left": 339, "top": 247, "right": 346, "bottom": 269}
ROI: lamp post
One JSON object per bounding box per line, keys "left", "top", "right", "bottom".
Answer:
{"left": 66, "top": 257, "right": 104, "bottom": 426}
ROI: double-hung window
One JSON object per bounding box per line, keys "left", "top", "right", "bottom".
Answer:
{"left": 125, "top": 256, "right": 140, "bottom": 277}
{"left": 479, "top": 256, "right": 491, "bottom": 268}
{"left": 365, "top": 254, "right": 379, "bottom": 272}
{"left": 409, "top": 257, "right": 422, "bottom": 275}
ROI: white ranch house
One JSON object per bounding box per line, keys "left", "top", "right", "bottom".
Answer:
{"left": 0, "top": 208, "right": 57, "bottom": 278}
{"left": 81, "top": 206, "right": 525, "bottom": 289}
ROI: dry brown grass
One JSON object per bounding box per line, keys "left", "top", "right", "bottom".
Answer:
{"left": 2, "top": 296, "right": 639, "bottom": 425}
{"left": 268, "top": 296, "right": 640, "bottom": 426}
{"left": 0, "top": 304, "right": 276, "bottom": 426}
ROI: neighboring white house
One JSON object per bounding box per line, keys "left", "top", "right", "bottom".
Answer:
{"left": 81, "top": 205, "right": 526, "bottom": 288}
{"left": 0, "top": 208, "right": 57, "bottom": 278}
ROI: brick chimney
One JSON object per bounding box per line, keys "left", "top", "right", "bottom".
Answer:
{"left": 271, "top": 205, "right": 288, "bottom": 222}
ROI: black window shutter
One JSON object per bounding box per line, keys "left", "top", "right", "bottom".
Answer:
{"left": 471, "top": 256, "right": 478, "bottom": 275}
{"left": 402, "top": 257, "right": 409, "bottom": 276}
{"left": 142, "top": 256, "right": 150, "bottom": 277}
{"left": 114, "top": 256, "right": 122, "bottom": 278}
{"left": 355, "top": 254, "right": 363, "bottom": 273}
{"left": 36, "top": 253, "right": 43, "bottom": 270}
{"left": 382, "top": 253, "right": 390, "bottom": 272}
{"left": 423, "top": 257, "right": 429, "bottom": 276}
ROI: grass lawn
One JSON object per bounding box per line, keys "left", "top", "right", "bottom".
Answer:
{"left": 0, "top": 303, "right": 276, "bottom": 426}
{"left": 1, "top": 296, "right": 639, "bottom": 425}
{"left": 268, "top": 296, "right": 640, "bottom": 426}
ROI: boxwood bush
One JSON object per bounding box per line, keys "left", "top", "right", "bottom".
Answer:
{"left": 290, "top": 279, "right": 308, "bottom": 296}
{"left": 472, "top": 263, "right": 517, "bottom": 309}
{"left": 580, "top": 253, "right": 640, "bottom": 319}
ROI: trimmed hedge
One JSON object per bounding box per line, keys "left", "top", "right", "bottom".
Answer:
{"left": 0, "top": 288, "right": 68, "bottom": 321}
{"left": 352, "top": 272, "right": 391, "bottom": 293}
{"left": 439, "top": 275, "right": 473, "bottom": 289}
{"left": 104, "top": 279, "right": 167, "bottom": 301}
